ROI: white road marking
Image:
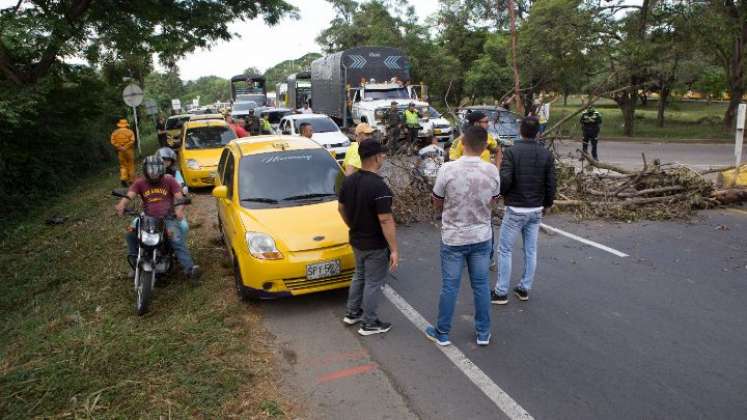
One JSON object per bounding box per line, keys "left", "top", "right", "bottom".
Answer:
{"left": 383, "top": 285, "right": 534, "bottom": 420}
{"left": 540, "top": 223, "right": 629, "bottom": 258}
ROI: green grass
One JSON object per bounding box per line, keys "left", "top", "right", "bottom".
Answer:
{"left": 0, "top": 156, "right": 290, "bottom": 417}
{"left": 550, "top": 96, "right": 732, "bottom": 140}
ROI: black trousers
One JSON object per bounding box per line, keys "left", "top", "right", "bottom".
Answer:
{"left": 582, "top": 136, "right": 598, "bottom": 160}
{"left": 407, "top": 126, "right": 418, "bottom": 146}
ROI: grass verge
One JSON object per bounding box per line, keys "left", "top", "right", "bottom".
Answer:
{"left": 551, "top": 97, "right": 731, "bottom": 140}
{"left": 0, "top": 165, "right": 292, "bottom": 418}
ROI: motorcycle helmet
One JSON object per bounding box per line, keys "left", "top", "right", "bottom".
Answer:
{"left": 156, "top": 147, "right": 177, "bottom": 165}
{"left": 143, "top": 155, "right": 165, "bottom": 184}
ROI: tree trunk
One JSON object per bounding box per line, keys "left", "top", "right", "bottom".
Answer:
{"left": 657, "top": 85, "right": 670, "bottom": 128}
{"left": 507, "top": 0, "right": 525, "bottom": 115}
{"left": 724, "top": 17, "right": 747, "bottom": 128}
{"left": 563, "top": 88, "right": 569, "bottom": 106}
{"left": 616, "top": 91, "right": 636, "bottom": 136}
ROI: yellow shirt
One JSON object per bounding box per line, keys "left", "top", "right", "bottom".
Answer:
{"left": 342, "top": 142, "right": 361, "bottom": 170}
{"left": 448, "top": 133, "right": 498, "bottom": 162}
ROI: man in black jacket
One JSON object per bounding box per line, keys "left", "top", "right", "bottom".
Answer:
{"left": 491, "top": 116, "right": 556, "bottom": 304}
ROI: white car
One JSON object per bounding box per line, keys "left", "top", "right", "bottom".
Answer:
{"left": 278, "top": 114, "right": 351, "bottom": 162}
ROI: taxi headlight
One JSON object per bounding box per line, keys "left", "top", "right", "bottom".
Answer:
{"left": 187, "top": 159, "right": 200, "bottom": 170}
{"left": 245, "top": 232, "right": 284, "bottom": 260}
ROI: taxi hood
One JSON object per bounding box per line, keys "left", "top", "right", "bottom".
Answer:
{"left": 183, "top": 148, "right": 222, "bottom": 167}
{"left": 238, "top": 200, "right": 349, "bottom": 252}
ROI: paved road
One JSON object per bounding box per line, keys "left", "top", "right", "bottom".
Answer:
{"left": 554, "top": 139, "right": 745, "bottom": 170}
{"left": 260, "top": 209, "right": 747, "bottom": 419}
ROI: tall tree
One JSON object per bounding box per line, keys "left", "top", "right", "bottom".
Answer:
{"left": 0, "top": 0, "right": 296, "bottom": 86}
{"left": 688, "top": 0, "right": 747, "bottom": 127}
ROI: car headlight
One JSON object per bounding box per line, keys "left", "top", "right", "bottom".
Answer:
{"left": 245, "top": 232, "right": 284, "bottom": 260}
{"left": 341, "top": 139, "right": 351, "bottom": 147}
{"left": 187, "top": 159, "right": 200, "bottom": 170}
{"left": 141, "top": 231, "right": 160, "bottom": 246}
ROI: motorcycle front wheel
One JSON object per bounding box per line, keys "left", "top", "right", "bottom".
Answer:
{"left": 135, "top": 264, "right": 154, "bottom": 316}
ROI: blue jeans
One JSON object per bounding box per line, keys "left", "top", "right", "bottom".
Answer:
{"left": 495, "top": 208, "right": 542, "bottom": 295}
{"left": 126, "top": 218, "right": 195, "bottom": 273}
{"left": 436, "top": 240, "right": 491, "bottom": 337}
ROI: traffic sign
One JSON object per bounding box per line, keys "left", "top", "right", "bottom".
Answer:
{"left": 122, "top": 84, "right": 144, "bottom": 107}
{"left": 171, "top": 98, "right": 181, "bottom": 111}
{"left": 144, "top": 99, "right": 158, "bottom": 116}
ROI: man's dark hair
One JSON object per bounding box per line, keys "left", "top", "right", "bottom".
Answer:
{"left": 299, "top": 122, "right": 312, "bottom": 132}
{"left": 463, "top": 126, "right": 488, "bottom": 151}
{"left": 520, "top": 116, "right": 540, "bottom": 139}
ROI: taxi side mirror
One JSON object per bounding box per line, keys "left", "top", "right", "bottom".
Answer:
{"left": 212, "top": 185, "right": 228, "bottom": 199}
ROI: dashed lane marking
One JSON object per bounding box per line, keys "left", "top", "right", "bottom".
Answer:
{"left": 383, "top": 285, "right": 534, "bottom": 420}
{"left": 540, "top": 223, "right": 629, "bottom": 258}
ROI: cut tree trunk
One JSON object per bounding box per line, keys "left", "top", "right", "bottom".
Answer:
{"left": 657, "top": 86, "right": 670, "bottom": 128}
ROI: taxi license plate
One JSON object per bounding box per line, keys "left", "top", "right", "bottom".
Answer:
{"left": 434, "top": 129, "right": 442, "bottom": 135}
{"left": 306, "top": 260, "right": 341, "bottom": 280}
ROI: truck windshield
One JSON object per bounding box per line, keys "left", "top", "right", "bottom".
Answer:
{"left": 293, "top": 118, "right": 339, "bottom": 133}
{"left": 364, "top": 88, "right": 410, "bottom": 101}
{"left": 185, "top": 126, "right": 236, "bottom": 149}
{"left": 233, "top": 101, "right": 257, "bottom": 111}
{"left": 238, "top": 149, "right": 343, "bottom": 209}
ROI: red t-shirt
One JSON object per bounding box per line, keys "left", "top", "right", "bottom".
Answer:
{"left": 231, "top": 124, "right": 248, "bottom": 138}
{"left": 129, "top": 175, "right": 181, "bottom": 218}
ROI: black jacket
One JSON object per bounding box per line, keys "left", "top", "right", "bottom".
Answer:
{"left": 500, "top": 139, "right": 556, "bottom": 208}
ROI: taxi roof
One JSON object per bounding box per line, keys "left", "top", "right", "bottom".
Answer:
{"left": 189, "top": 113, "right": 224, "bottom": 121}
{"left": 231, "top": 135, "right": 323, "bottom": 157}
{"left": 184, "top": 119, "right": 229, "bottom": 129}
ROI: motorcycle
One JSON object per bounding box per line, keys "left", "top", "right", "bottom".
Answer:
{"left": 112, "top": 189, "right": 192, "bottom": 315}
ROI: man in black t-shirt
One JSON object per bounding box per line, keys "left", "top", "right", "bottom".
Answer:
{"left": 338, "top": 139, "right": 399, "bottom": 336}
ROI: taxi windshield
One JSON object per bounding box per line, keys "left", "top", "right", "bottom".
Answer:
{"left": 238, "top": 149, "right": 343, "bottom": 209}
{"left": 185, "top": 126, "right": 236, "bottom": 149}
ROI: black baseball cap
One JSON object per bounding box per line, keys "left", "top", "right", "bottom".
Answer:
{"left": 359, "top": 139, "right": 386, "bottom": 159}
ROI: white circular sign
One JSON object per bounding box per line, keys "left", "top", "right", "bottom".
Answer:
{"left": 123, "top": 84, "right": 144, "bottom": 107}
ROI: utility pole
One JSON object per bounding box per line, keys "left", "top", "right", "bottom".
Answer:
{"left": 507, "top": 0, "right": 525, "bottom": 115}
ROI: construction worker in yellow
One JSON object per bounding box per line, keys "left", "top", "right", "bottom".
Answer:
{"left": 111, "top": 119, "right": 136, "bottom": 187}
{"left": 449, "top": 111, "right": 501, "bottom": 168}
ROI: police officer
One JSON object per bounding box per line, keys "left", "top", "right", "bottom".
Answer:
{"left": 580, "top": 107, "right": 603, "bottom": 160}
{"left": 386, "top": 101, "right": 402, "bottom": 152}
{"left": 404, "top": 102, "right": 421, "bottom": 153}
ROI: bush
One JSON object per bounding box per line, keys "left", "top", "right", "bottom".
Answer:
{"left": 0, "top": 66, "right": 130, "bottom": 232}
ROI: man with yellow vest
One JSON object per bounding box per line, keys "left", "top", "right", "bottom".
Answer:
{"left": 449, "top": 111, "right": 501, "bottom": 168}
{"left": 403, "top": 102, "right": 421, "bottom": 152}
{"left": 111, "top": 119, "right": 136, "bottom": 187}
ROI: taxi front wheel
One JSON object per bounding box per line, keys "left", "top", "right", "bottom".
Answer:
{"left": 233, "top": 255, "right": 255, "bottom": 302}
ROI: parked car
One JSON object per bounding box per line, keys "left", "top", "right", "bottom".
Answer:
{"left": 212, "top": 136, "right": 354, "bottom": 299}
{"left": 178, "top": 119, "right": 237, "bottom": 187}
{"left": 421, "top": 106, "right": 454, "bottom": 143}
{"left": 457, "top": 106, "right": 521, "bottom": 146}
{"left": 278, "top": 114, "right": 351, "bottom": 163}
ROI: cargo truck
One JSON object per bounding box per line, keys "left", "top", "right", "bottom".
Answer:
{"left": 287, "top": 72, "right": 312, "bottom": 111}
{"left": 310, "top": 47, "right": 434, "bottom": 135}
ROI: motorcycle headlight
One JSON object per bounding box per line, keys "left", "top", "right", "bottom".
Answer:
{"left": 245, "top": 232, "right": 284, "bottom": 260}
{"left": 187, "top": 159, "right": 200, "bottom": 170}
{"left": 141, "top": 231, "right": 160, "bottom": 246}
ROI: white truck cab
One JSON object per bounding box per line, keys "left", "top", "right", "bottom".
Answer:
{"left": 350, "top": 83, "right": 431, "bottom": 135}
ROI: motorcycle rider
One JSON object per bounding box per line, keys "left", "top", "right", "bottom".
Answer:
{"left": 115, "top": 155, "right": 201, "bottom": 281}
{"left": 156, "top": 147, "right": 186, "bottom": 190}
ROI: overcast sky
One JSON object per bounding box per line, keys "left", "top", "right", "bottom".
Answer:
{"left": 174, "top": 0, "right": 441, "bottom": 80}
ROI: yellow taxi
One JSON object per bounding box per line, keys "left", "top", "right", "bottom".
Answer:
{"left": 179, "top": 118, "right": 237, "bottom": 187}
{"left": 212, "top": 135, "right": 354, "bottom": 299}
